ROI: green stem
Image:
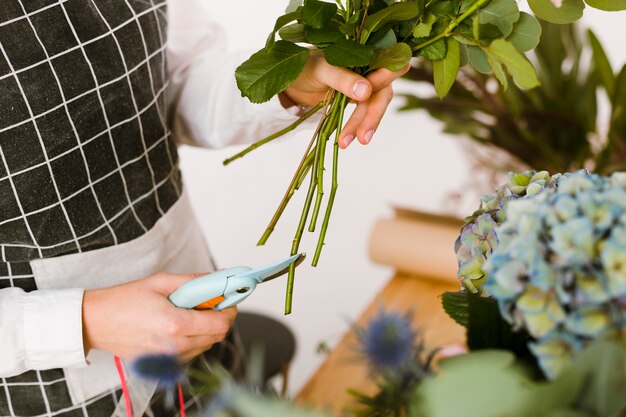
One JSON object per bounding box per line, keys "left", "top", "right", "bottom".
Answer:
{"left": 412, "top": 0, "right": 489, "bottom": 52}
{"left": 285, "top": 151, "right": 319, "bottom": 314}
{"left": 312, "top": 95, "right": 348, "bottom": 266}
{"left": 309, "top": 93, "right": 344, "bottom": 232}
{"left": 223, "top": 103, "right": 323, "bottom": 166}
{"left": 258, "top": 101, "right": 331, "bottom": 246}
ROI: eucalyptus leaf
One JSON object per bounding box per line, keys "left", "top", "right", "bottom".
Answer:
{"left": 266, "top": 11, "right": 301, "bottom": 49}
{"left": 279, "top": 23, "right": 308, "bottom": 43}
{"left": 528, "top": 0, "right": 585, "bottom": 24}
{"left": 362, "top": 1, "right": 420, "bottom": 42}
{"left": 433, "top": 38, "right": 460, "bottom": 98}
{"left": 420, "top": 38, "right": 447, "bottom": 60}
{"left": 302, "top": 0, "right": 338, "bottom": 29}
{"left": 468, "top": 45, "right": 492, "bottom": 74}
{"left": 369, "top": 42, "right": 412, "bottom": 71}
{"left": 588, "top": 29, "right": 615, "bottom": 96}
{"left": 413, "top": 13, "right": 437, "bottom": 38}
{"left": 488, "top": 52, "right": 508, "bottom": 89}
{"left": 584, "top": 0, "right": 626, "bottom": 10}
{"left": 506, "top": 12, "right": 541, "bottom": 52}
{"left": 324, "top": 39, "right": 375, "bottom": 67}
{"left": 235, "top": 41, "right": 310, "bottom": 103}
{"left": 487, "top": 39, "right": 540, "bottom": 89}
{"left": 478, "top": 0, "right": 520, "bottom": 37}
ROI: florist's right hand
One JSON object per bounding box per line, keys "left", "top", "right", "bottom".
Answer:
{"left": 82, "top": 272, "right": 237, "bottom": 362}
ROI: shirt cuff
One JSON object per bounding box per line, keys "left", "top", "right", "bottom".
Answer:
{"left": 23, "top": 288, "right": 88, "bottom": 370}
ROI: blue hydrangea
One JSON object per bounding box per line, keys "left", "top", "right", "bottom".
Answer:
{"left": 480, "top": 170, "right": 626, "bottom": 378}
{"left": 131, "top": 354, "right": 184, "bottom": 388}
{"left": 358, "top": 309, "right": 416, "bottom": 372}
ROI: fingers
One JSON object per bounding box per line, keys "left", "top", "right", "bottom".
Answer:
{"left": 312, "top": 59, "right": 372, "bottom": 102}
{"left": 366, "top": 65, "right": 410, "bottom": 91}
{"left": 339, "top": 85, "right": 394, "bottom": 148}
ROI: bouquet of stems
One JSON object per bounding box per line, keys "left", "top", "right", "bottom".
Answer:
{"left": 226, "top": 0, "right": 542, "bottom": 314}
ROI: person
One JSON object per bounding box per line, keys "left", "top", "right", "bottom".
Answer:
{"left": 0, "top": 0, "right": 408, "bottom": 415}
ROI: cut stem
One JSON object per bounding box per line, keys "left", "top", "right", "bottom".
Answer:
{"left": 309, "top": 93, "right": 344, "bottom": 232}
{"left": 223, "top": 103, "right": 323, "bottom": 166}
{"left": 312, "top": 95, "right": 348, "bottom": 265}
{"left": 257, "top": 98, "right": 333, "bottom": 246}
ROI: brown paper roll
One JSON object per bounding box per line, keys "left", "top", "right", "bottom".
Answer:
{"left": 368, "top": 208, "right": 464, "bottom": 283}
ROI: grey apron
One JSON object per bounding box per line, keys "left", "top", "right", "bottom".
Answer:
{"left": 0, "top": 0, "right": 182, "bottom": 415}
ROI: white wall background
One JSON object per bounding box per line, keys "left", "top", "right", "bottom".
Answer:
{"left": 179, "top": 3, "right": 626, "bottom": 395}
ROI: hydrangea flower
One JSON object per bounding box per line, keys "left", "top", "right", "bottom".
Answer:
{"left": 481, "top": 170, "right": 626, "bottom": 378}
{"left": 455, "top": 170, "right": 555, "bottom": 295}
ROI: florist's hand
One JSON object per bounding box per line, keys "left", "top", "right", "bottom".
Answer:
{"left": 282, "top": 51, "right": 410, "bottom": 149}
{"left": 82, "top": 272, "right": 237, "bottom": 362}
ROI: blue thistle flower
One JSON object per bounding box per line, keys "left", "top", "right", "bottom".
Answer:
{"left": 358, "top": 309, "right": 416, "bottom": 372}
{"left": 131, "top": 354, "right": 184, "bottom": 388}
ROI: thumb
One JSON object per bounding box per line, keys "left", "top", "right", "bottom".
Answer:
{"left": 149, "top": 272, "right": 207, "bottom": 295}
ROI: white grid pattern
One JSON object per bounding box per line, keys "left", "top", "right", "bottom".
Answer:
{"left": 0, "top": 0, "right": 183, "bottom": 414}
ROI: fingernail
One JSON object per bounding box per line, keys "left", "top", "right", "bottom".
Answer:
{"left": 352, "top": 82, "right": 368, "bottom": 99}
{"left": 343, "top": 134, "right": 355, "bottom": 147}
{"left": 364, "top": 130, "right": 375, "bottom": 144}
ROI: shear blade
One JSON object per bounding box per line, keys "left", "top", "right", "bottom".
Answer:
{"left": 237, "top": 253, "right": 306, "bottom": 283}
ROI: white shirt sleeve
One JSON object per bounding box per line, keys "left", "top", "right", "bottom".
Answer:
{"left": 0, "top": 287, "right": 87, "bottom": 377}
{"left": 166, "top": 0, "right": 311, "bottom": 149}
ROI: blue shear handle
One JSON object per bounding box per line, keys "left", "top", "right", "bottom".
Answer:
{"left": 168, "top": 266, "right": 251, "bottom": 310}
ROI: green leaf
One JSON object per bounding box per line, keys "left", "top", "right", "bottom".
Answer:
{"left": 489, "top": 55, "right": 509, "bottom": 89}
{"left": 478, "top": 0, "right": 520, "bottom": 37}
{"left": 421, "top": 38, "right": 447, "bottom": 60}
{"left": 588, "top": 29, "right": 615, "bottom": 96}
{"left": 573, "top": 342, "right": 626, "bottom": 417}
{"left": 362, "top": 2, "right": 420, "bottom": 42}
{"left": 236, "top": 41, "right": 310, "bottom": 103}
{"left": 468, "top": 45, "right": 492, "bottom": 74}
{"left": 441, "top": 291, "right": 470, "bottom": 327}
{"left": 305, "top": 26, "right": 344, "bottom": 46}
{"left": 487, "top": 39, "right": 540, "bottom": 89}
{"left": 528, "top": 0, "right": 585, "bottom": 24}
{"left": 266, "top": 11, "right": 301, "bottom": 49}
{"left": 279, "top": 23, "right": 308, "bottom": 43}
{"left": 413, "top": 13, "right": 437, "bottom": 38}
{"left": 286, "top": 0, "right": 302, "bottom": 13}
{"left": 369, "top": 42, "right": 412, "bottom": 71}
{"left": 506, "top": 12, "right": 542, "bottom": 52}
{"left": 367, "top": 28, "right": 397, "bottom": 50}
{"left": 584, "top": 0, "right": 626, "bottom": 10}
{"left": 433, "top": 38, "right": 460, "bottom": 98}
{"left": 323, "top": 39, "right": 375, "bottom": 67}
{"left": 302, "top": 0, "right": 338, "bottom": 29}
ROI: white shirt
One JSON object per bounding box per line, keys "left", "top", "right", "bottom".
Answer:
{"left": 0, "top": 0, "right": 306, "bottom": 400}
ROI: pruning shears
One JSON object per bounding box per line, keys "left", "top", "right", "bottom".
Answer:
{"left": 168, "top": 253, "right": 305, "bottom": 310}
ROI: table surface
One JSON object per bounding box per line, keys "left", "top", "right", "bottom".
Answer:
{"left": 295, "top": 273, "right": 465, "bottom": 415}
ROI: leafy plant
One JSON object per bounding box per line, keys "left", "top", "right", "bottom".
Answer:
{"left": 400, "top": 21, "right": 626, "bottom": 175}
{"left": 227, "top": 0, "right": 544, "bottom": 315}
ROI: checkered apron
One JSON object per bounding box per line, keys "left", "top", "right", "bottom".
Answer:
{"left": 0, "top": 0, "right": 184, "bottom": 415}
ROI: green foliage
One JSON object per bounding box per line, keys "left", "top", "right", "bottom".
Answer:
{"left": 401, "top": 22, "right": 626, "bottom": 175}
{"left": 413, "top": 341, "right": 626, "bottom": 417}
{"left": 585, "top": 0, "right": 626, "bottom": 11}
{"left": 235, "top": 41, "right": 310, "bottom": 104}
{"left": 528, "top": 0, "right": 585, "bottom": 24}
{"left": 369, "top": 43, "right": 413, "bottom": 71}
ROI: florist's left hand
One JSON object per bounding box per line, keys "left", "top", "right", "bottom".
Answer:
{"left": 281, "top": 51, "right": 410, "bottom": 150}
